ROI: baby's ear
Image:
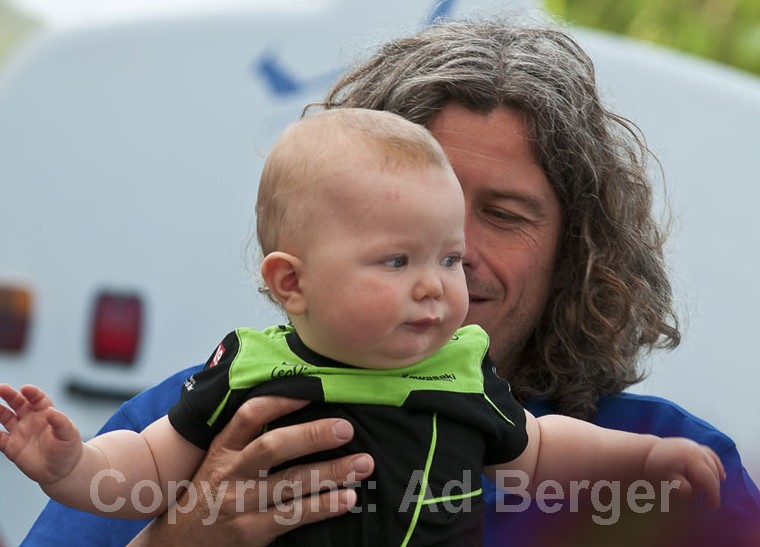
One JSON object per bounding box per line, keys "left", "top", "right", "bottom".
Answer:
{"left": 260, "top": 252, "right": 306, "bottom": 315}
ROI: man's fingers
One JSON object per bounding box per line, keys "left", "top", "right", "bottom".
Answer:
{"left": 233, "top": 488, "right": 358, "bottom": 546}
{"left": 238, "top": 413, "right": 357, "bottom": 474}
{"left": 188, "top": 394, "right": 374, "bottom": 539}
{"left": 265, "top": 453, "right": 374, "bottom": 506}
{"left": 213, "top": 397, "right": 311, "bottom": 452}
{"left": 260, "top": 487, "right": 358, "bottom": 541}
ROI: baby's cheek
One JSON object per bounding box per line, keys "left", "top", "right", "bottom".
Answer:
{"left": 347, "top": 293, "right": 401, "bottom": 334}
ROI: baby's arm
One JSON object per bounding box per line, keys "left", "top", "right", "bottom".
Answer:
{"left": 487, "top": 410, "right": 725, "bottom": 508}
{"left": 0, "top": 384, "right": 205, "bottom": 518}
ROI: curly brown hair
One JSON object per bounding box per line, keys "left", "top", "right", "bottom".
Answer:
{"left": 314, "top": 19, "right": 680, "bottom": 420}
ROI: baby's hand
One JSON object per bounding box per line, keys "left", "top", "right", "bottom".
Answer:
{"left": 643, "top": 437, "right": 726, "bottom": 509}
{"left": 0, "top": 384, "right": 83, "bottom": 485}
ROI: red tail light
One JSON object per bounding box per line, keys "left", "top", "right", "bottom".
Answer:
{"left": 0, "top": 285, "right": 32, "bottom": 353}
{"left": 90, "top": 291, "right": 143, "bottom": 365}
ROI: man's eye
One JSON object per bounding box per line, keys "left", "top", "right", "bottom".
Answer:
{"left": 383, "top": 256, "right": 408, "bottom": 268}
{"left": 484, "top": 208, "right": 521, "bottom": 223}
{"left": 440, "top": 255, "right": 463, "bottom": 268}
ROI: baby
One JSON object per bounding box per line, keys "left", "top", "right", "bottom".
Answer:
{"left": 0, "top": 109, "right": 724, "bottom": 545}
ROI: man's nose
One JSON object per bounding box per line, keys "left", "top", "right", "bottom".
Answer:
{"left": 462, "top": 238, "right": 480, "bottom": 272}
{"left": 463, "top": 213, "right": 480, "bottom": 272}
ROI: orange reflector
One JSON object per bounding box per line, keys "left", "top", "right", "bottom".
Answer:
{"left": 0, "top": 285, "right": 32, "bottom": 353}
{"left": 90, "top": 291, "right": 143, "bottom": 365}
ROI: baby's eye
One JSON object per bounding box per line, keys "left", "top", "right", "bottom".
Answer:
{"left": 440, "top": 255, "right": 463, "bottom": 268}
{"left": 382, "top": 255, "right": 408, "bottom": 268}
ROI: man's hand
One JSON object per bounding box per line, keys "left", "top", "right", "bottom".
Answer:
{"left": 128, "top": 396, "right": 374, "bottom": 546}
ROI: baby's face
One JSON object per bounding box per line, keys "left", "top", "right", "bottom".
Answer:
{"left": 294, "top": 161, "right": 468, "bottom": 369}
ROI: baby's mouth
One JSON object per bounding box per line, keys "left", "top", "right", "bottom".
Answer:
{"left": 407, "top": 317, "right": 441, "bottom": 328}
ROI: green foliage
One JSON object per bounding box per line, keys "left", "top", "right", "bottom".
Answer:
{"left": 0, "top": 0, "right": 39, "bottom": 65}
{"left": 544, "top": 0, "right": 760, "bottom": 76}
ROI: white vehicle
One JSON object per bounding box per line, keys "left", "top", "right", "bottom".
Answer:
{"left": 1, "top": 1, "right": 759, "bottom": 543}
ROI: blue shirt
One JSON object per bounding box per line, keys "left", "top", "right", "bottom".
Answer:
{"left": 21, "top": 365, "right": 760, "bottom": 546}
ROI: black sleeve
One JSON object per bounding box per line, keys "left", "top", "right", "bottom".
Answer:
{"left": 167, "top": 331, "right": 242, "bottom": 449}
{"left": 481, "top": 354, "right": 529, "bottom": 465}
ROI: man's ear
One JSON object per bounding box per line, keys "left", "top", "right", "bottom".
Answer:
{"left": 260, "top": 251, "right": 306, "bottom": 315}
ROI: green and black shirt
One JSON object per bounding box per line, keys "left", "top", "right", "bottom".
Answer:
{"left": 169, "top": 324, "right": 528, "bottom": 546}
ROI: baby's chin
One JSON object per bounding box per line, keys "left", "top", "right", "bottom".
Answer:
{"left": 353, "top": 348, "right": 439, "bottom": 370}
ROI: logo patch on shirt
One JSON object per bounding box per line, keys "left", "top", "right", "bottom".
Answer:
{"left": 184, "top": 375, "right": 196, "bottom": 392}
{"left": 270, "top": 362, "right": 310, "bottom": 379}
{"left": 210, "top": 343, "right": 225, "bottom": 367}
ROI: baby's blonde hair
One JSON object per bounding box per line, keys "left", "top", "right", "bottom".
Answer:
{"left": 256, "top": 108, "right": 450, "bottom": 256}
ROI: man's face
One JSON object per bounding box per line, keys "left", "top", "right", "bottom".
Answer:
{"left": 427, "top": 102, "right": 563, "bottom": 372}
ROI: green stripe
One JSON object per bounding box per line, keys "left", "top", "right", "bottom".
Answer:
{"left": 207, "top": 389, "right": 231, "bottom": 427}
{"left": 400, "top": 413, "right": 438, "bottom": 547}
{"left": 421, "top": 488, "right": 482, "bottom": 506}
{"left": 484, "top": 392, "right": 515, "bottom": 426}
